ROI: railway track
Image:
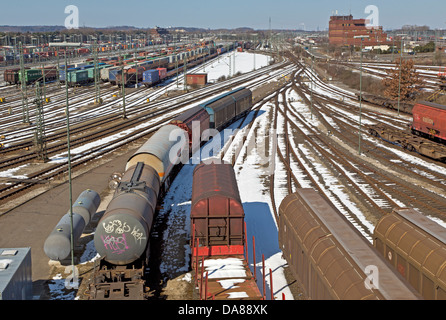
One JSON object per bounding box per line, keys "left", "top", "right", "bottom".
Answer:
{"left": 0, "top": 55, "right": 294, "bottom": 212}
{"left": 269, "top": 57, "right": 446, "bottom": 237}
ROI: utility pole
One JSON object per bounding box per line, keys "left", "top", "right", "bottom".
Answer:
{"left": 121, "top": 51, "right": 127, "bottom": 118}
{"left": 49, "top": 42, "right": 81, "bottom": 283}
{"left": 41, "top": 63, "right": 47, "bottom": 102}
{"left": 134, "top": 44, "right": 138, "bottom": 88}
{"left": 397, "top": 34, "right": 407, "bottom": 117}
{"left": 183, "top": 50, "right": 188, "bottom": 92}
{"left": 19, "top": 42, "right": 30, "bottom": 124}
{"left": 94, "top": 39, "right": 101, "bottom": 104}
{"left": 33, "top": 82, "right": 48, "bottom": 162}
{"left": 354, "top": 35, "right": 369, "bottom": 155}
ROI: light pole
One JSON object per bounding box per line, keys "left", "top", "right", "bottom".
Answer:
{"left": 48, "top": 41, "right": 81, "bottom": 285}
{"left": 354, "top": 35, "right": 369, "bottom": 156}
{"left": 397, "top": 34, "right": 407, "bottom": 116}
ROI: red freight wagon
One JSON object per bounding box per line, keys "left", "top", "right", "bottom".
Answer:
{"left": 186, "top": 73, "right": 207, "bottom": 86}
{"left": 169, "top": 105, "right": 210, "bottom": 149}
{"left": 191, "top": 163, "right": 245, "bottom": 257}
{"left": 411, "top": 101, "right": 446, "bottom": 141}
{"left": 157, "top": 67, "right": 167, "bottom": 80}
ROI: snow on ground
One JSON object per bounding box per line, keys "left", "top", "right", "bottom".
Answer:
{"left": 42, "top": 50, "right": 446, "bottom": 300}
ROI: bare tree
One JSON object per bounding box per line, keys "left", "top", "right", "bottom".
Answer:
{"left": 382, "top": 58, "right": 424, "bottom": 101}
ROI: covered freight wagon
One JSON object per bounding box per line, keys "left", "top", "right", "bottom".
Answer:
{"left": 278, "top": 189, "right": 423, "bottom": 300}
{"left": 18, "top": 69, "right": 42, "bottom": 84}
{"left": 169, "top": 105, "right": 210, "bottom": 150}
{"left": 411, "top": 101, "right": 446, "bottom": 142}
{"left": 66, "top": 69, "right": 89, "bottom": 86}
{"left": 191, "top": 163, "right": 245, "bottom": 257}
{"left": 4, "top": 68, "right": 21, "bottom": 85}
{"left": 200, "top": 87, "right": 252, "bottom": 130}
{"left": 374, "top": 207, "right": 446, "bottom": 300}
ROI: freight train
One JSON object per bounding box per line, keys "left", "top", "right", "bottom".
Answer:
{"left": 4, "top": 66, "right": 58, "bottom": 85}
{"left": 2, "top": 44, "right": 220, "bottom": 87}
{"left": 368, "top": 100, "right": 446, "bottom": 162}
{"left": 87, "top": 87, "right": 253, "bottom": 300}
{"left": 190, "top": 162, "right": 263, "bottom": 300}
{"left": 278, "top": 189, "right": 423, "bottom": 300}
{"left": 358, "top": 93, "right": 415, "bottom": 115}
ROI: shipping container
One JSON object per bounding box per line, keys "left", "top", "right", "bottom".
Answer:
{"left": 0, "top": 248, "right": 32, "bottom": 300}
{"left": 142, "top": 69, "right": 159, "bottom": 86}
{"left": 186, "top": 73, "right": 207, "bottom": 86}
{"left": 157, "top": 67, "right": 167, "bottom": 80}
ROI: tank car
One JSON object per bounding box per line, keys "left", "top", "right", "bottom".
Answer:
{"left": 44, "top": 189, "right": 100, "bottom": 261}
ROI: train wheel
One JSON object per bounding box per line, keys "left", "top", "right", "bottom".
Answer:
{"left": 406, "top": 144, "right": 416, "bottom": 152}
{"left": 369, "top": 129, "right": 379, "bottom": 137}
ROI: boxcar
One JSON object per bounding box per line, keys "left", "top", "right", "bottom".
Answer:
{"left": 374, "top": 208, "right": 446, "bottom": 300}
{"left": 191, "top": 162, "right": 245, "bottom": 256}
{"left": 42, "top": 66, "right": 58, "bottom": 82}
{"left": 232, "top": 87, "right": 252, "bottom": 116}
{"left": 411, "top": 101, "right": 446, "bottom": 142}
{"left": 67, "top": 69, "right": 89, "bottom": 86}
{"left": 169, "top": 105, "right": 210, "bottom": 149}
{"left": 278, "top": 189, "right": 422, "bottom": 300}
{"left": 18, "top": 69, "right": 42, "bottom": 85}
{"left": 201, "top": 88, "right": 252, "bottom": 130}
{"left": 4, "top": 68, "right": 21, "bottom": 85}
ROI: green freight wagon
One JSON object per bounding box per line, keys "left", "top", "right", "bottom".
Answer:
{"left": 18, "top": 69, "right": 42, "bottom": 84}
{"left": 86, "top": 64, "right": 112, "bottom": 80}
{"left": 67, "top": 69, "right": 89, "bottom": 86}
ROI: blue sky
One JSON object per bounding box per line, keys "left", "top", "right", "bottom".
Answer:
{"left": 2, "top": 0, "right": 445, "bottom": 30}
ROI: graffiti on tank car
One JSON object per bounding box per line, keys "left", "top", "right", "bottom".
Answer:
{"left": 101, "top": 234, "right": 129, "bottom": 254}
{"left": 131, "top": 226, "right": 146, "bottom": 244}
{"left": 103, "top": 219, "right": 131, "bottom": 234}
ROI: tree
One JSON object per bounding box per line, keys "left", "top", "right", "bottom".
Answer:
{"left": 382, "top": 58, "right": 424, "bottom": 101}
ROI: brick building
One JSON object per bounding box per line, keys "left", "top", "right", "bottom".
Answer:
{"left": 329, "top": 15, "right": 389, "bottom": 47}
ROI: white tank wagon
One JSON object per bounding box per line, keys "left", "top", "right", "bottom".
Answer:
{"left": 44, "top": 189, "right": 101, "bottom": 261}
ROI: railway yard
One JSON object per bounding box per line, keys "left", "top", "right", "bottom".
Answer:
{"left": 1, "top": 33, "right": 446, "bottom": 304}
